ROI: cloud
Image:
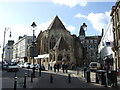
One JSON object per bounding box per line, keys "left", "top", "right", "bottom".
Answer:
{"left": 75, "top": 13, "right": 87, "bottom": 18}
{"left": 65, "top": 24, "right": 76, "bottom": 33}
{"left": 0, "top": 20, "right": 75, "bottom": 48}
{"left": 75, "top": 11, "right": 111, "bottom": 33}
{"left": 38, "top": 19, "right": 76, "bottom": 34}
{"left": 0, "top": 0, "right": 116, "bottom": 3}
{"left": 51, "top": 0, "right": 87, "bottom": 7}
{"left": 37, "top": 20, "right": 52, "bottom": 31}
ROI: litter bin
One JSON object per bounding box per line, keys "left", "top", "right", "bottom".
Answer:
{"left": 111, "top": 70, "right": 117, "bottom": 87}
{"left": 85, "top": 70, "right": 91, "bottom": 83}
{"left": 96, "top": 70, "right": 106, "bottom": 85}
{"left": 96, "top": 72, "right": 99, "bottom": 83}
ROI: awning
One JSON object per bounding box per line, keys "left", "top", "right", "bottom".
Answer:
{"left": 35, "top": 54, "right": 49, "bottom": 59}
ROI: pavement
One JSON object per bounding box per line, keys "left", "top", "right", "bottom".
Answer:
{"left": 71, "top": 69, "right": 120, "bottom": 89}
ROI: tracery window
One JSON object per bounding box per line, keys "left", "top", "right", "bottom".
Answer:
{"left": 50, "top": 35, "right": 56, "bottom": 49}
{"left": 58, "top": 54, "right": 62, "bottom": 61}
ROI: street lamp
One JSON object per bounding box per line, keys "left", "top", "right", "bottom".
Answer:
{"left": 81, "top": 23, "right": 87, "bottom": 67}
{"left": 82, "top": 22, "right": 87, "bottom": 31}
{"left": 2, "top": 27, "right": 11, "bottom": 68}
{"left": 31, "top": 22, "right": 37, "bottom": 77}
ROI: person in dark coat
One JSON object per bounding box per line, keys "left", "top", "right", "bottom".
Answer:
{"left": 62, "top": 64, "right": 65, "bottom": 73}
{"left": 57, "top": 64, "right": 60, "bottom": 72}
{"left": 54, "top": 64, "right": 57, "bottom": 72}
{"left": 65, "top": 64, "right": 68, "bottom": 73}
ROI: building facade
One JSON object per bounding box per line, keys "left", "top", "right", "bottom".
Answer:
{"left": 4, "top": 40, "right": 14, "bottom": 63}
{"left": 110, "top": 1, "right": 120, "bottom": 70}
{"left": 79, "top": 23, "right": 102, "bottom": 66}
{"left": 36, "top": 16, "right": 83, "bottom": 68}
{"left": 13, "top": 35, "right": 34, "bottom": 62}
{"left": 98, "top": 21, "right": 115, "bottom": 70}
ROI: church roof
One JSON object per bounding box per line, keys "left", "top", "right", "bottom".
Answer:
{"left": 53, "top": 37, "right": 69, "bottom": 50}
{"left": 47, "top": 16, "right": 66, "bottom": 30}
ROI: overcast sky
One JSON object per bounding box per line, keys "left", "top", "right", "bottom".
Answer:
{"left": 0, "top": 0, "right": 117, "bottom": 61}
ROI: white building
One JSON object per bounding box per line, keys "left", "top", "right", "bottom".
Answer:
{"left": 98, "top": 20, "right": 115, "bottom": 70}
{"left": 4, "top": 40, "right": 14, "bottom": 63}
{"left": 13, "top": 35, "right": 34, "bottom": 62}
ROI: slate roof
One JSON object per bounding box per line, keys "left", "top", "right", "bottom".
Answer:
{"left": 47, "top": 16, "right": 66, "bottom": 30}
{"left": 53, "top": 37, "right": 69, "bottom": 50}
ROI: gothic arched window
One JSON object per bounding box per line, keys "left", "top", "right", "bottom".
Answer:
{"left": 58, "top": 54, "right": 62, "bottom": 61}
{"left": 43, "top": 37, "right": 48, "bottom": 53}
{"left": 50, "top": 35, "right": 56, "bottom": 49}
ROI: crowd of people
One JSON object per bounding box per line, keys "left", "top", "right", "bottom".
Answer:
{"left": 48, "top": 63, "right": 68, "bottom": 73}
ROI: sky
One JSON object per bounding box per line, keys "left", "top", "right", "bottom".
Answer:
{"left": 0, "top": 0, "right": 117, "bottom": 61}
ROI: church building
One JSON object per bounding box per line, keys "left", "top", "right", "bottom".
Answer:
{"left": 36, "top": 16, "right": 83, "bottom": 68}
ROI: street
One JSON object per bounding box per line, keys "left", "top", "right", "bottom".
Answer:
{"left": 1, "top": 67, "right": 111, "bottom": 89}
{"left": 2, "top": 68, "right": 40, "bottom": 88}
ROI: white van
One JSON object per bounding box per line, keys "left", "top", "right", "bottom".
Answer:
{"left": 89, "top": 62, "right": 101, "bottom": 71}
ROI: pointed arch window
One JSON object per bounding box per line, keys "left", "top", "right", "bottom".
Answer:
{"left": 58, "top": 54, "right": 62, "bottom": 61}
{"left": 43, "top": 37, "right": 48, "bottom": 53}
{"left": 50, "top": 35, "right": 56, "bottom": 49}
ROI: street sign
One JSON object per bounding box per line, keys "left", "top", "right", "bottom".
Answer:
{"left": 30, "top": 47, "right": 38, "bottom": 57}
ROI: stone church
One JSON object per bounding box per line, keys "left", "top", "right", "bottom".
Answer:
{"left": 36, "top": 16, "right": 83, "bottom": 68}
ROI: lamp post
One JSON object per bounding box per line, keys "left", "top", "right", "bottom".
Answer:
{"left": 82, "top": 22, "right": 87, "bottom": 31}
{"left": 31, "top": 22, "right": 37, "bottom": 77}
{"left": 2, "top": 27, "right": 11, "bottom": 68}
{"left": 39, "top": 59, "right": 41, "bottom": 76}
{"left": 81, "top": 23, "right": 87, "bottom": 67}
{"left": 8, "top": 47, "right": 10, "bottom": 62}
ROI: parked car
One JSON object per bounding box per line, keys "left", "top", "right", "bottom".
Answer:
{"left": 18, "top": 63, "right": 24, "bottom": 68}
{"left": 29, "top": 64, "right": 34, "bottom": 69}
{"left": 89, "top": 62, "right": 101, "bottom": 72}
{"left": 7, "top": 62, "right": 19, "bottom": 72}
{"left": 40, "top": 64, "right": 45, "bottom": 70}
{"left": 23, "top": 62, "right": 31, "bottom": 68}
{"left": 2, "top": 63, "right": 8, "bottom": 70}
{"left": 34, "top": 64, "right": 40, "bottom": 69}
{"left": 29, "top": 64, "right": 43, "bottom": 70}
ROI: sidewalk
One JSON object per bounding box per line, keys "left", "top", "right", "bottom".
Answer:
{"left": 69, "top": 69, "right": 120, "bottom": 88}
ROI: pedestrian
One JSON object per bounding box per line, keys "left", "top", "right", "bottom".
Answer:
{"left": 50, "top": 66, "right": 52, "bottom": 70}
{"left": 65, "top": 64, "right": 68, "bottom": 73}
{"left": 62, "top": 64, "right": 65, "bottom": 73}
{"left": 48, "top": 64, "right": 50, "bottom": 70}
{"left": 118, "top": 67, "right": 120, "bottom": 76}
{"left": 54, "top": 64, "right": 57, "bottom": 72}
{"left": 57, "top": 64, "right": 60, "bottom": 72}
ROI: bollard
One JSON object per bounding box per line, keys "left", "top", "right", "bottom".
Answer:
{"left": 15, "top": 71, "right": 17, "bottom": 77}
{"left": 23, "top": 73, "right": 27, "bottom": 88}
{"left": 50, "top": 74, "right": 53, "bottom": 83}
{"left": 111, "top": 70, "right": 117, "bottom": 87}
{"left": 28, "top": 68, "right": 29, "bottom": 77}
{"left": 101, "top": 72, "right": 106, "bottom": 85}
{"left": 86, "top": 70, "right": 90, "bottom": 83}
{"left": 14, "top": 77, "right": 17, "bottom": 90}
{"left": 77, "top": 69, "right": 79, "bottom": 75}
{"left": 68, "top": 74, "right": 71, "bottom": 83}
{"left": 33, "top": 67, "right": 35, "bottom": 78}
{"left": 39, "top": 67, "right": 41, "bottom": 77}
{"left": 31, "top": 73, "right": 33, "bottom": 83}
